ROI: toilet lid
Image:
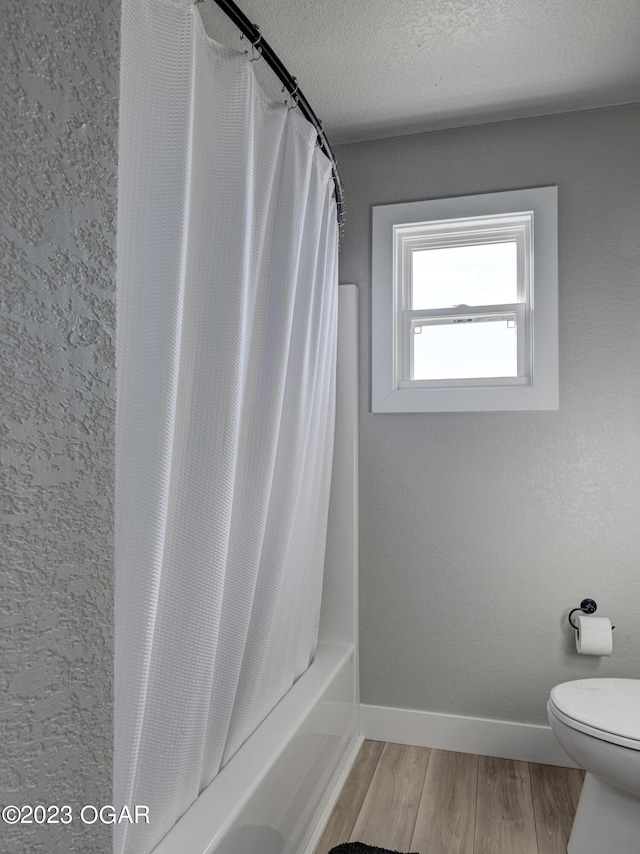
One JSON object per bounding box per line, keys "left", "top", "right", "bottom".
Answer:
{"left": 550, "top": 679, "right": 640, "bottom": 748}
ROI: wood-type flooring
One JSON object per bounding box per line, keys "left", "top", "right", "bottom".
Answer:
{"left": 315, "top": 740, "right": 584, "bottom": 854}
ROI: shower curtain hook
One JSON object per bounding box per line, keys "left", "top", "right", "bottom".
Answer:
{"left": 288, "top": 77, "right": 299, "bottom": 111}
{"left": 249, "top": 26, "right": 262, "bottom": 61}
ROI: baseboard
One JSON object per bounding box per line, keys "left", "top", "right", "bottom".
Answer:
{"left": 360, "top": 704, "right": 579, "bottom": 768}
{"left": 301, "top": 733, "right": 365, "bottom": 854}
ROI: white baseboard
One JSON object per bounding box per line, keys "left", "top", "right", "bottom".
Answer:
{"left": 302, "top": 733, "right": 365, "bottom": 854}
{"left": 360, "top": 704, "right": 579, "bottom": 768}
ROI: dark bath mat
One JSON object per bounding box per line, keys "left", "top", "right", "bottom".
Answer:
{"left": 329, "top": 844, "right": 420, "bottom": 854}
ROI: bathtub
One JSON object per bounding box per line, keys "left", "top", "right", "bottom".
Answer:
{"left": 152, "top": 285, "right": 360, "bottom": 854}
{"left": 152, "top": 642, "right": 359, "bottom": 854}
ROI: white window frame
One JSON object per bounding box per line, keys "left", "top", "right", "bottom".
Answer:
{"left": 372, "top": 186, "right": 558, "bottom": 412}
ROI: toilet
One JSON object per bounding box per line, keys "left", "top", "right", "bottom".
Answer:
{"left": 547, "top": 678, "right": 640, "bottom": 854}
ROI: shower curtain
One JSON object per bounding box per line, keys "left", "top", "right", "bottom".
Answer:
{"left": 114, "top": 1, "right": 339, "bottom": 852}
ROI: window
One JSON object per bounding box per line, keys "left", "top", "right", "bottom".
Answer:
{"left": 372, "top": 187, "right": 558, "bottom": 412}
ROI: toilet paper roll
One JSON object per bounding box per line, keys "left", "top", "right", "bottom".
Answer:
{"left": 575, "top": 614, "right": 613, "bottom": 656}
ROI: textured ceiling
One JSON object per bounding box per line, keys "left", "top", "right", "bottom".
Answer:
{"left": 200, "top": 0, "right": 640, "bottom": 144}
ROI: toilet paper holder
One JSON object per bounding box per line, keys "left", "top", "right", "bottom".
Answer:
{"left": 568, "top": 598, "right": 615, "bottom": 630}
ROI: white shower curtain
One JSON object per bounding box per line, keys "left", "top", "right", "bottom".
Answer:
{"left": 114, "top": 1, "right": 339, "bottom": 852}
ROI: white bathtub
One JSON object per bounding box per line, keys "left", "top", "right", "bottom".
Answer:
{"left": 152, "top": 285, "right": 360, "bottom": 854}
{"left": 153, "top": 643, "right": 358, "bottom": 854}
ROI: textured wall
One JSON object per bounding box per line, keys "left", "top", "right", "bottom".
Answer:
{"left": 1, "top": 1, "right": 118, "bottom": 852}
{"left": 178, "top": 0, "right": 640, "bottom": 144}
{"left": 336, "top": 103, "right": 640, "bottom": 725}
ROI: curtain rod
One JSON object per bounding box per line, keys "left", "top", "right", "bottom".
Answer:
{"left": 195, "top": 0, "right": 344, "bottom": 227}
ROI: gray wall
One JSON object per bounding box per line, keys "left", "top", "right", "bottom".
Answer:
{"left": 336, "top": 103, "right": 640, "bottom": 725}
{"left": 1, "top": 1, "right": 118, "bottom": 851}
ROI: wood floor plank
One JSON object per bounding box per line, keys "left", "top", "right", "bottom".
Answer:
{"left": 411, "top": 749, "right": 478, "bottom": 854}
{"left": 314, "top": 740, "right": 385, "bottom": 854}
{"left": 474, "top": 756, "right": 538, "bottom": 854}
{"left": 530, "top": 763, "right": 584, "bottom": 854}
{"left": 350, "top": 742, "right": 430, "bottom": 852}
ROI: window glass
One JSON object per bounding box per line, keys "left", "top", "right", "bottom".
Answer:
{"left": 412, "top": 314, "right": 518, "bottom": 380}
{"left": 411, "top": 241, "right": 518, "bottom": 309}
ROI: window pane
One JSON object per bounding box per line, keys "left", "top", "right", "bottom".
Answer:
{"left": 413, "top": 315, "right": 518, "bottom": 380}
{"left": 412, "top": 242, "right": 517, "bottom": 309}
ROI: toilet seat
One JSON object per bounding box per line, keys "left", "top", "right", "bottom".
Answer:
{"left": 549, "top": 678, "right": 640, "bottom": 752}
